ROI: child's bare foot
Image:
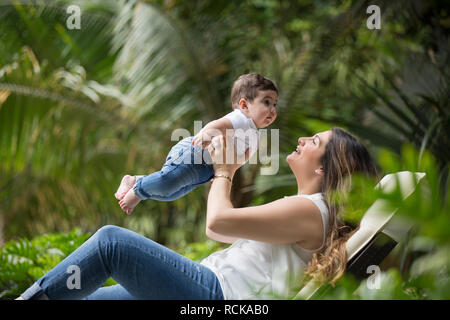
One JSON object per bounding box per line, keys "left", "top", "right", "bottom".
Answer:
{"left": 119, "top": 188, "right": 141, "bottom": 215}
{"left": 115, "top": 175, "right": 136, "bottom": 200}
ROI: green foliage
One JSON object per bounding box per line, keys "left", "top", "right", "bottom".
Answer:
{"left": 0, "top": 228, "right": 90, "bottom": 299}
{"left": 315, "top": 261, "right": 450, "bottom": 300}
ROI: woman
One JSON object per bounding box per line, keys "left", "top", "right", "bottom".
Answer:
{"left": 17, "top": 127, "right": 377, "bottom": 300}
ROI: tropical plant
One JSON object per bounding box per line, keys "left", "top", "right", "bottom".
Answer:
{"left": 0, "top": 228, "right": 92, "bottom": 299}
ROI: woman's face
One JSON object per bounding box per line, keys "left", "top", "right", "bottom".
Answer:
{"left": 286, "top": 130, "right": 332, "bottom": 177}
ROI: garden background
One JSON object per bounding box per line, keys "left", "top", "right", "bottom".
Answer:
{"left": 0, "top": 0, "right": 448, "bottom": 299}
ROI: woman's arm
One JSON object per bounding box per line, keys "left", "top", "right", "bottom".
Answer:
{"left": 206, "top": 136, "right": 324, "bottom": 245}
{"left": 205, "top": 227, "right": 238, "bottom": 244}
{"left": 206, "top": 177, "right": 323, "bottom": 245}
{"left": 204, "top": 172, "right": 239, "bottom": 244}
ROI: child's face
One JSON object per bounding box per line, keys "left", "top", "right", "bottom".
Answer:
{"left": 240, "top": 90, "right": 278, "bottom": 128}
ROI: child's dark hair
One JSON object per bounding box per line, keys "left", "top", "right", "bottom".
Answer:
{"left": 231, "top": 73, "right": 278, "bottom": 108}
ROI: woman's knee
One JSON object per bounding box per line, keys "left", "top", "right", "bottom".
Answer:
{"left": 93, "top": 225, "right": 128, "bottom": 243}
{"left": 92, "top": 225, "right": 154, "bottom": 249}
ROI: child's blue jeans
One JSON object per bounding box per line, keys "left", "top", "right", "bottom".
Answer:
{"left": 20, "top": 225, "right": 224, "bottom": 300}
{"left": 133, "top": 136, "right": 215, "bottom": 201}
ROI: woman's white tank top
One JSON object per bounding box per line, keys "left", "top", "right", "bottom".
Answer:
{"left": 200, "top": 193, "right": 329, "bottom": 299}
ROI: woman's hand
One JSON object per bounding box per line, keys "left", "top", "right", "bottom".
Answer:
{"left": 192, "top": 129, "right": 213, "bottom": 149}
{"left": 207, "top": 135, "right": 250, "bottom": 178}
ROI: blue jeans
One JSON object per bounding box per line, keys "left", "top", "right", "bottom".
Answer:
{"left": 20, "top": 225, "right": 224, "bottom": 300}
{"left": 133, "top": 136, "right": 215, "bottom": 201}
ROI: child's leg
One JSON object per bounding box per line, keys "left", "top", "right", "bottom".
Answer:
{"left": 132, "top": 161, "right": 214, "bottom": 202}
{"left": 115, "top": 137, "right": 194, "bottom": 203}
{"left": 133, "top": 137, "right": 213, "bottom": 201}
{"left": 116, "top": 176, "right": 144, "bottom": 214}
{"left": 118, "top": 137, "right": 213, "bottom": 214}
{"left": 118, "top": 169, "right": 202, "bottom": 214}
{"left": 115, "top": 175, "right": 137, "bottom": 200}
{"left": 115, "top": 175, "right": 146, "bottom": 202}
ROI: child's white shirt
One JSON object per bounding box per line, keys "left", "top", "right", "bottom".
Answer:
{"left": 223, "top": 109, "right": 259, "bottom": 158}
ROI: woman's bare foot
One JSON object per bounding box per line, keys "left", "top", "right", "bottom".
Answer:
{"left": 119, "top": 188, "right": 141, "bottom": 215}
{"left": 115, "top": 175, "right": 136, "bottom": 200}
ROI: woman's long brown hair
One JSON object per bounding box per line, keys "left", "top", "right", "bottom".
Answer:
{"left": 304, "top": 127, "right": 378, "bottom": 286}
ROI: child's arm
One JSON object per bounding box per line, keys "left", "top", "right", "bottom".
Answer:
{"left": 192, "top": 117, "right": 234, "bottom": 149}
